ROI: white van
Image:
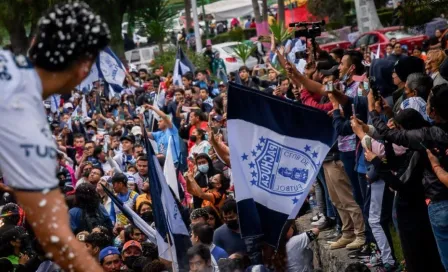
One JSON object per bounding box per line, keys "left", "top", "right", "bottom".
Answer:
{"left": 124, "top": 44, "right": 176, "bottom": 70}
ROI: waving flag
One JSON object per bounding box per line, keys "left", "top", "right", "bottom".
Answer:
{"left": 164, "top": 136, "right": 180, "bottom": 200}
{"left": 78, "top": 47, "right": 126, "bottom": 93}
{"left": 49, "top": 95, "right": 61, "bottom": 115}
{"left": 173, "top": 46, "right": 195, "bottom": 86}
{"left": 142, "top": 124, "right": 191, "bottom": 270}
{"left": 101, "top": 184, "right": 157, "bottom": 244}
{"left": 227, "top": 83, "right": 337, "bottom": 247}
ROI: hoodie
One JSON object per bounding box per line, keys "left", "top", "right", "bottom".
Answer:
{"left": 193, "top": 153, "right": 220, "bottom": 208}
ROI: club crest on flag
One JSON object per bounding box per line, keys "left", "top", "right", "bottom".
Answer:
{"left": 241, "top": 136, "right": 320, "bottom": 203}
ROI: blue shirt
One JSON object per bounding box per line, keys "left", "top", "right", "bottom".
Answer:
{"left": 152, "top": 125, "right": 180, "bottom": 163}
{"left": 213, "top": 224, "right": 246, "bottom": 255}
{"left": 211, "top": 245, "right": 229, "bottom": 261}
{"left": 69, "top": 206, "right": 112, "bottom": 233}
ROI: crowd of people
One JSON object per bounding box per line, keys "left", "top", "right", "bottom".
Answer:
{"left": 3, "top": 1, "right": 448, "bottom": 272}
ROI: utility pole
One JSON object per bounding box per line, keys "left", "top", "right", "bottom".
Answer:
{"left": 191, "top": 0, "right": 203, "bottom": 52}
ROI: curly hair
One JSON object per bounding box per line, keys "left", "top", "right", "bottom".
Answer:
{"left": 28, "top": 1, "right": 110, "bottom": 71}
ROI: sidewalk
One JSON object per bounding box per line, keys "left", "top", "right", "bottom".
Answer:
{"left": 296, "top": 213, "right": 375, "bottom": 272}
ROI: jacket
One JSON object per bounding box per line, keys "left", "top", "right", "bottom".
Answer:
{"left": 370, "top": 110, "right": 448, "bottom": 201}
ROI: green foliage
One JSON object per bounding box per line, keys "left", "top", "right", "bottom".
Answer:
{"left": 231, "top": 43, "right": 256, "bottom": 65}
{"left": 205, "top": 29, "right": 257, "bottom": 45}
{"left": 269, "top": 21, "right": 292, "bottom": 46}
{"left": 152, "top": 46, "right": 209, "bottom": 72}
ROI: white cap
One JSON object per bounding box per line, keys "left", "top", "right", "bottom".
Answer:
{"left": 131, "top": 126, "right": 142, "bottom": 136}
{"left": 63, "top": 102, "right": 74, "bottom": 109}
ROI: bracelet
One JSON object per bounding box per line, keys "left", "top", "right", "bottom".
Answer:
{"left": 433, "top": 165, "right": 443, "bottom": 171}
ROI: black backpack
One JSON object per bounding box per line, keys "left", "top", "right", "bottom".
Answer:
{"left": 77, "top": 208, "right": 109, "bottom": 233}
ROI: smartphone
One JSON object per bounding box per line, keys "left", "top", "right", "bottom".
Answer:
{"left": 212, "top": 126, "right": 221, "bottom": 134}
{"left": 258, "top": 64, "right": 266, "bottom": 69}
{"left": 364, "top": 137, "right": 372, "bottom": 151}
{"left": 351, "top": 104, "right": 356, "bottom": 117}
{"left": 325, "top": 81, "right": 334, "bottom": 92}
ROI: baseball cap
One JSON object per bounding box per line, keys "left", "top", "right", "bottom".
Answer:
{"left": 213, "top": 115, "right": 223, "bottom": 122}
{"left": 120, "top": 135, "right": 135, "bottom": 144}
{"left": 122, "top": 240, "right": 142, "bottom": 253}
{"left": 131, "top": 126, "right": 142, "bottom": 136}
{"left": 99, "top": 246, "right": 120, "bottom": 262}
{"left": 63, "top": 102, "right": 74, "bottom": 109}
{"left": 320, "top": 65, "right": 339, "bottom": 77}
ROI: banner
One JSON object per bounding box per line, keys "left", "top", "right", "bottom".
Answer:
{"left": 227, "top": 83, "right": 337, "bottom": 247}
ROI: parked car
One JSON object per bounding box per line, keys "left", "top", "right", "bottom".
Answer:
{"left": 351, "top": 26, "right": 429, "bottom": 57}
{"left": 125, "top": 44, "right": 175, "bottom": 70}
{"left": 202, "top": 42, "right": 258, "bottom": 72}
{"left": 317, "top": 33, "right": 352, "bottom": 52}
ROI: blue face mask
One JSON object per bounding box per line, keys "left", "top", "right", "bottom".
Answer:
{"left": 198, "top": 164, "right": 209, "bottom": 174}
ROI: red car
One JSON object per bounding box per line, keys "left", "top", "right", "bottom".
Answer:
{"left": 317, "top": 33, "right": 352, "bottom": 52}
{"left": 351, "top": 26, "right": 428, "bottom": 57}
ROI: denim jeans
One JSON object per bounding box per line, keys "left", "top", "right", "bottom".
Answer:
{"left": 428, "top": 199, "right": 448, "bottom": 270}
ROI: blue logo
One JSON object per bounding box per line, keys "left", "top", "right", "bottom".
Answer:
{"left": 241, "top": 137, "right": 320, "bottom": 200}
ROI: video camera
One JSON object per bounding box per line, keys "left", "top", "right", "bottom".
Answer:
{"left": 288, "top": 20, "right": 325, "bottom": 39}
{"left": 288, "top": 20, "right": 325, "bottom": 60}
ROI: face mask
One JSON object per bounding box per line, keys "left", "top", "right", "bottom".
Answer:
{"left": 198, "top": 164, "right": 209, "bottom": 174}
{"left": 126, "top": 124, "right": 134, "bottom": 130}
{"left": 124, "top": 256, "right": 139, "bottom": 269}
{"left": 113, "top": 237, "right": 122, "bottom": 247}
{"left": 226, "top": 219, "right": 239, "bottom": 230}
{"left": 141, "top": 211, "right": 153, "bottom": 223}
{"left": 189, "top": 135, "right": 197, "bottom": 142}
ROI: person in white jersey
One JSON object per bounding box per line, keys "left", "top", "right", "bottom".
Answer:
{"left": 0, "top": 2, "right": 110, "bottom": 271}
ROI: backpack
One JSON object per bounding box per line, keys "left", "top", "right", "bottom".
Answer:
{"left": 77, "top": 208, "right": 109, "bottom": 233}
{"left": 188, "top": 35, "right": 196, "bottom": 50}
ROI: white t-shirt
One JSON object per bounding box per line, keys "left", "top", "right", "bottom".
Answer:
{"left": 0, "top": 50, "right": 59, "bottom": 190}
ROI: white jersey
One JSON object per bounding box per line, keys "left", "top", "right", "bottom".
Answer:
{"left": 0, "top": 50, "right": 59, "bottom": 191}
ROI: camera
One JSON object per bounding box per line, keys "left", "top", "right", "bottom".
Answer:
{"left": 289, "top": 20, "right": 325, "bottom": 39}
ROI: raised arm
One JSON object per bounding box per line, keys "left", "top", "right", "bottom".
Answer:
{"left": 186, "top": 170, "right": 215, "bottom": 202}
{"left": 276, "top": 49, "right": 326, "bottom": 96}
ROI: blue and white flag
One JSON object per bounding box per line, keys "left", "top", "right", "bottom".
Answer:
{"left": 227, "top": 83, "right": 337, "bottom": 247}
{"left": 142, "top": 127, "right": 191, "bottom": 270}
{"left": 49, "top": 94, "right": 61, "bottom": 115}
{"left": 78, "top": 47, "right": 126, "bottom": 93}
{"left": 101, "top": 184, "right": 158, "bottom": 244}
{"left": 173, "top": 46, "right": 195, "bottom": 87}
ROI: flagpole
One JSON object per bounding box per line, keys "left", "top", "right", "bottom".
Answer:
{"left": 166, "top": 233, "right": 176, "bottom": 272}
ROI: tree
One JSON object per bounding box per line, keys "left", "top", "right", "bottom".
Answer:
{"left": 269, "top": 21, "right": 292, "bottom": 45}
{"left": 138, "top": 0, "right": 171, "bottom": 53}
{"left": 252, "top": 0, "right": 262, "bottom": 24}
{"left": 0, "top": 0, "right": 138, "bottom": 56}
{"left": 184, "top": 0, "right": 192, "bottom": 32}
{"left": 262, "top": 0, "right": 268, "bottom": 22}
{"left": 232, "top": 43, "right": 256, "bottom": 65}
{"left": 307, "top": 0, "right": 344, "bottom": 25}
{"left": 277, "top": 0, "right": 285, "bottom": 26}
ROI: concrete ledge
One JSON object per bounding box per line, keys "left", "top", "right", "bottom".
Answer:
{"left": 296, "top": 213, "right": 374, "bottom": 272}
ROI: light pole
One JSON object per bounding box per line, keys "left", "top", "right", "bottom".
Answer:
{"left": 191, "top": 0, "right": 203, "bottom": 52}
